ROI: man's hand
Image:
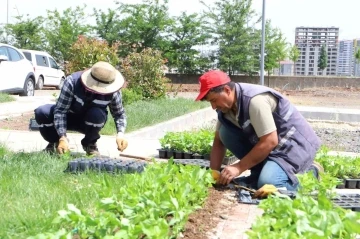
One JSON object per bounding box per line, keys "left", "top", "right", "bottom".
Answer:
{"left": 116, "top": 137, "right": 128, "bottom": 152}
{"left": 253, "top": 184, "right": 278, "bottom": 198}
{"left": 218, "top": 164, "right": 242, "bottom": 185}
{"left": 57, "top": 136, "right": 69, "bottom": 154}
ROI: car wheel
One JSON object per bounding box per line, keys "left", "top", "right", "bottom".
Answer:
{"left": 20, "top": 77, "right": 35, "bottom": 96}
{"left": 57, "top": 77, "right": 65, "bottom": 90}
{"left": 36, "top": 76, "right": 44, "bottom": 90}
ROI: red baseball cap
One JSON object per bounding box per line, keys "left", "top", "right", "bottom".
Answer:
{"left": 195, "top": 70, "right": 230, "bottom": 101}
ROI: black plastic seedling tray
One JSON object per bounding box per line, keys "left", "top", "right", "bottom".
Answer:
{"left": 332, "top": 194, "right": 360, "bottom": 212}
{"left": 64, "top": 158, "right": 147, "bottom": 174}
{"left": 172, "top": 158, "right": 211, "bottom": 169}
{"left": 336, "top": 179, "right": 360, "bottom": 189}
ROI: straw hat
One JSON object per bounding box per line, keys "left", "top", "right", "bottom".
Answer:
{"left": 81, "top": 61, "right": 125, "bottom": 94}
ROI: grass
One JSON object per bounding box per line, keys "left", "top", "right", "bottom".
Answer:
{"left": 0, "top": 93, "right": 16, "bottom": 103}
{"left": 0, "top": 147, "right": 127, "bottom": 238}
{"left": 100, "top": 97, "right": 209, "bottom": 135}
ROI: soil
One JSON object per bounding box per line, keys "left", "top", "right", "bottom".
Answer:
{"left": 0, "top": 112, "right": 34, "bottom": 131}
{"left": 180, "top": 187, "right": 236, "bottom": 239}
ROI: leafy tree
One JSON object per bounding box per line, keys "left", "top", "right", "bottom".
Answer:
{"left": 44, "top": 5, "right": 91, "bottom": 65}
{"left": 202, "top": 0, "right": 260, "bottom": 75}
{"left": 114, "top": 0, "right": 173, "bottom": 56}
{"left": 354, "top": 48, "right": 360, "bottom": 76}
{"left": 3, "top": 15, "right": 44, "bottom": 50}
{"left": 318, "top": 44, "right": 327, "bottom": 75}
{"left": 121, "top": 48, "right": 169, "bottom": 99}
{"left": 164, "top": 12, "right": 211, "bottom": 74}
{"left": 289, "top": 45, "right": 300, "bottom": 75}
{"left": 65, "top": 36, "right": 120, "bottom": 75}
{"left": 264, "top": 20, "right": 287, "bottom": 76}
{"left": 93, "top": 8, "right": 122, "bottom": 47}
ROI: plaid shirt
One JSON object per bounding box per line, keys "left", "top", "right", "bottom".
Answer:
{"left": 53, "top": 75, "right": 127, "bottom": 137}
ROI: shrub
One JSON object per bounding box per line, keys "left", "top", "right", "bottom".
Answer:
{"left": 121, "top": 48, "right": 169, "bottom": 100}
{"left": 65, "top": 35, "right": 120, "bottom": 75}
{"left": 121, "top": 88, "right": 142, "bottom": 105}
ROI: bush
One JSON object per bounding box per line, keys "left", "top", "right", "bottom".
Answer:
{"left": 65, "top": 35, "right": 120, "bottom": 75}
{"left": 121, "top": 48, "right": 169, "bottom": 100}
{"left": 121, "top": 88, "right": 142, "bottom": 105}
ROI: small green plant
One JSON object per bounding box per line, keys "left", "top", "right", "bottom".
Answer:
{"left": 121, "top": 88, "right": 142, "bottom": 105}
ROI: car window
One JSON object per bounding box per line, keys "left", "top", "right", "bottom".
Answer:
{"left": 49, "top": 57, "right": 58, "bottom": 69}
{"left": 23, "top": 52, "right": 32, "bottom": 61}
{"left": 35, "top": 54, "right": 49, "bottom": 67}
{"left": 0, "top": 46, "right": 9, "bottom": 58}
{"left": 7, "top": 47, "right": 23, "bottom": 62}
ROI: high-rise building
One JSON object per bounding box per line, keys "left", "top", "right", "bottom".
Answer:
{"left": 295, "top": 27, "right": 339, "bottom": 76}
{"left": 337, "top": 40, "right": 354, "bottom": 76}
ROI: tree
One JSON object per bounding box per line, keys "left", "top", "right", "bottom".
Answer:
{"left": 318, "top": 44, "right": 328, "bottom": 75}
{"left": 93, "top": 8, "right": 122, "bottom": 47}
{"left": 289, "top": 45, "right": 300, "bottom": 75}
{"left": 264, "top": 20, "right": 288, "bottom": 76}
{"left": 164, "top": 12, "right": 211, "bottom": 74}
{"left": 113, "top": 0, "right": 173, "bottom": 56}
{"left": 354, "top": 49, "right": 360, "bottom": 76}
{"left": 44, "top": 5, "right": 91, "bottom": 65}
{"left": 202, "top": 0, "right": 260, "bottom": 75}
{"left": 3, "top": 15, "right": 44, "bottom": 50}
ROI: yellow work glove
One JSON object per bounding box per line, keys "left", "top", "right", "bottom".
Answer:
{"left": 211, "top": 170, "right": 220, "bottom": 182}
{"left": 116, "top": 133, "right": 128, "bottom": 152}
{"left": 57, "top": 136, "right": 69, "bottom": 154}
{"left": 254, "top": 184, "right": 278, "bottom": 198}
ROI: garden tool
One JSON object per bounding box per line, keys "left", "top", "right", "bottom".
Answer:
{"left": 119, "top": 153, "right": 152, "bottom": 162}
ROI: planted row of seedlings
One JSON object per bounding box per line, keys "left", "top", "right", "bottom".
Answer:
{"left": 247, "top": 172, "right": 360, "bottom": 238}
{"left": 158, "top": 129, "right": 237, "bottom": 164}
{"left": 315, "top": 149, "right": 360, "bottom": 189}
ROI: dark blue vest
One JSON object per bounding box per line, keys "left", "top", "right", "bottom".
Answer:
{"left": 68, "top": 71, "right": 113, "bottom": 114}
{"left": 218, "top": 83, "right": 321, "bottom": 185}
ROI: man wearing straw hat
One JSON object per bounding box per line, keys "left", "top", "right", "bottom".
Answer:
{"left": 34, "top": 61, "right": 128, "bottom": 156}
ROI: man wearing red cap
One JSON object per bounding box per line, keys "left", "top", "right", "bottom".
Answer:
{"left": 196, "top": 70, "right": 323, "bottom": 193}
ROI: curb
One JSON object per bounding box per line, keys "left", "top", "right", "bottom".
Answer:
{"left": 297, "top": 106, "right": 360, "bottom": 123}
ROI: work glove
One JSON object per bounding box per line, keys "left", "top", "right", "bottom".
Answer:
{"left": 116, "top": 133, "right": 128, "bottom": 152}
{"left": 57, "top": 136, "right": 69, "bottom": 154}
{"left": 211, "top": 170, "right": 221, "bottom": 182}
{"left": 253, "top": 184, "right": 278, "bottom": 198}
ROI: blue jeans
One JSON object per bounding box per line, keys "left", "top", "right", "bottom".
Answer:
{"left": 219, "top": 125, "right": 299, "bottom": 191}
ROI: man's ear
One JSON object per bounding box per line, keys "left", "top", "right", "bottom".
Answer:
{"left": 224, "top": 85, "right": 232, "bottom": 96}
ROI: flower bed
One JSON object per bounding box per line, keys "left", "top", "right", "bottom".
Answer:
{"left": 158, "top": 129, "right": 237, "bottom": 165}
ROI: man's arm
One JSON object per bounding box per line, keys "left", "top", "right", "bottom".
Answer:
{"left": 54, "top": 76, "right": 74, "bottom": 137}
{"left": 109, "top": 90, "right": 127, "bottom": 136}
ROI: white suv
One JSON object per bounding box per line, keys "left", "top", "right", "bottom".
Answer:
{"left": 0, "top": 43, "right": 36, "bottom": 96}
{"left": 21, "top": 49, "right": 66, "bottom": 90}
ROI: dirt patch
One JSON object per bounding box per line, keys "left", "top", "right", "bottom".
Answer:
{"left": 181, "top": 187, "right": 237, "bottom": 239}
{"left": 0, "top": 112, "right": 33, "bottom": 131}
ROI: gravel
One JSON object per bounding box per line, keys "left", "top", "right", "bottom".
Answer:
{"left": 310, "top": 121, "right": 360, "bottom": 153}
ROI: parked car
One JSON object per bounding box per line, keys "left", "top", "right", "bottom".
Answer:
{"left": 0, "top": 43, "right": 36, "bottom": 96}
{"left": 21, "top": 49, "right": 66, "bottom": 90}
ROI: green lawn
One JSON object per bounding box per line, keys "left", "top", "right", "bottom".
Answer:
{"left": 0, "top": 93, "right": 16, "bottom": 103}
{"left": 101, "top": 97, "right": 209, "bottom": 135}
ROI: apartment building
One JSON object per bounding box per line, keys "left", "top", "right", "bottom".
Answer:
{"left": 337, "top": 40, "right": 354, "bottom": 76}
{"left": 295, "top": 27, "right": 339, "bottom": 76}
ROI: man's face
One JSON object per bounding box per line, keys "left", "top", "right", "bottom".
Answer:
{"left": 205, "top": 86, "right": 234, "bottom": 113}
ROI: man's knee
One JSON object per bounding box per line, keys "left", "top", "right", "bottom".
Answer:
{"left": 34, "top": 104, "right": 55, "bottom": 124}
{"left": 84, "top": 107, "right": 107, "bottom": 126}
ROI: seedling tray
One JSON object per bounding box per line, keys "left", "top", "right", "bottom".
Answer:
{"left": 29, "top": 118, "right": 40, "bottom": 131}
{"left": 332, "top": 194, "right": 360, "bottom": 211}
{"left": 172, "top": 158, "right": 211, "bottom": 169}
{"left": 64, "top": 158, "right": 147, "bottom": 174}
{"left": 336, "top": 179, "right": 360, "bottom": 189}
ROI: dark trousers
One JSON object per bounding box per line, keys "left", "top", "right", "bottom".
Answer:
{"left": 34, "top": 104, "right": 108, "bottom": 146}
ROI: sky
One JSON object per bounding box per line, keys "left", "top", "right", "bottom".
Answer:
{"left": 1, "top": 0, "right": 359, "bottom": 44}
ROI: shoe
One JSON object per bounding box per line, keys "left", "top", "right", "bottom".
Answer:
{"left": 83, "top": 143, "right": 100, "bottom": 156}
{"left": 310, "top": 161, "right": 324, "bottom": 180}
{"left": 43, "top": 142, "right": 58, "bottom": 154}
